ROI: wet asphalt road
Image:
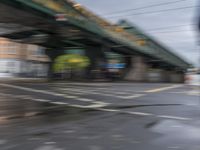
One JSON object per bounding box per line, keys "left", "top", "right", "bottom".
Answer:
{"left": 0, "top": 82, "right": 200, "bottom": 150}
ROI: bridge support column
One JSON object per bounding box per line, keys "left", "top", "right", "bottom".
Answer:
{"left": 85, "top": 45, "right": 107, "bottom": 79}
{"left": 147, "top": 69, "right": 169, "bottom": 82}
{"left": 124, "top": 56, "right": 148, "bottom": 82}
{"left": 45, "top": 48, "right": 65, "bottom": 79}
{"left": 169, "top": 71, "right": 185, "bottom": 83}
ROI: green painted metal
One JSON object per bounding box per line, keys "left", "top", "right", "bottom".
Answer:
{"left": 117, "top": 20, "right": 190, "bottom": 69}
{"left": 0, "top": 0, "right": 190, "bottom": 69}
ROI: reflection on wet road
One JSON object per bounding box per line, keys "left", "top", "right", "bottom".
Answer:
{"left": 0, "top": 82, "right": 200, "bottom": 150}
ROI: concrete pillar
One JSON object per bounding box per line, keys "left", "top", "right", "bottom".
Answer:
{"left": 45, "top": 48, "right": 65, "bottom": 79}
{"left": 147, "top": 69, "right": 168, "bottom": 82}
{"left": 124, "top": 56, "right": 148, "bottom": 81}
{"left": 169, "top": 71, "right": 185, "bottom": 83}
{"left": 85, "top": 45, "right": 107, "bottom": 79}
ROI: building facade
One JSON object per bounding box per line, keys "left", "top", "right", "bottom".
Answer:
{"left": 0, "top": 38, "right": 50, "bottom": 78}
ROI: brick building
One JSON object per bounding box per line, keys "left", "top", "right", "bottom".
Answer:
{"left": 0, "top": 38, "right": 50, "bottom": 77}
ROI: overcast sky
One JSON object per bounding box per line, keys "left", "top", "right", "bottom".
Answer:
{"left": 75, "top": 0, "right": 199, "bottom": 67}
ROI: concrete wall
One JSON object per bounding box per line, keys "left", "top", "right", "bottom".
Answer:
{"left": 124, "top": 56, "right": 148, "bottom": 81}
{"left": 169, "top": 71, "right": 184, "bottom": 83}
{"left": 124, "top": 56, "right": 185, "bottom": 83}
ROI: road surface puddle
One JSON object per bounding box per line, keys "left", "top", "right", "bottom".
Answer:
{"left": 149, "top": 119, "right": 200, "bottom": 149}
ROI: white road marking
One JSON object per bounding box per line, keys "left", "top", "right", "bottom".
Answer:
{"left": 76, "top": 98, "right": 93, "bottom": 102}
{"left": 24, "top": 112, "right": 39, "bottom": 117}
{"left": 120, "top": 94, "right": 145, "bottom": 99}
{"left": 64, "top": 130, "right": 76, "bottom": 133}
{"left": 0, "top": 139, "right": 7, "bottom": 145}
{"left": 158, "top": 115, "right": 191, "bottom": 121}
{"left": 0, "top": 83, "right": 66, "bottom": 96}
{"left": 167, "top": 90, "right": 200, "bottom": 96}
{"left": 50, "top": 102, "right": 68, "bottom": 105}
{"left": 60, "top": 87, "right": 145, "bottom": 99}
{"left": 64, "top": 95, "right": 78, "bottom": 99}
{"left": 32, "top": 99, "right": 50, "bottom": 102}
{"left": 168, "top": 146, "right": 181, "bottom": 149}
{"left": 187, "top": 90, "right": 200, "bottom": 96}
{"left": 45, "top": 142, "right": 57, "bottom": 145}
{"left": 94, "top": 109, "right": 193, "bottom": 121}
{"left": 125, "top": 111, "right": 153, "bottom": 116}
{"left": 145, "top": 85, "right": 183, "bottom": 93}
{"left": 0, "top": 84, "right": 193, "bottom": 122}
{"left": 0, "top": 91, "right": 193, "bottom": 121}
{"left": 53, "top": 82, "right": 110, "bottom": 87}
{"left": 0, "top": 83, "right": 106, "bottom": 104}
{"left": 171, "top": 125, "right": 182, "bottom": 128}
{"left": 35, "top": 145, "right": 64, "bottom": 150}
{"left": 15, "top": 95, "right": 33, "bottom": 99}
{"left": 95, "top": 108, "right": 120, "bottom": 112}
{"left": 67, "top": 104, "right": 87, "bottom": 108}
{"left": 0, "top": 117, "right": 7, "bottom": 122}
{"left": 83, "top": 103, "right": 108, "bottom": 108}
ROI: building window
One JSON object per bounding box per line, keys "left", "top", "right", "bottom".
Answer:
{"left": 37, "top": 47, "right": 45, "bottom": 55}
{"left": 0, "top": 43, "right": 17, "bottom": 54}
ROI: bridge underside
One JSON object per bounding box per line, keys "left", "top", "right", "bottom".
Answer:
{"left": 0, "top": 2, "right": 187, "bottom": 82}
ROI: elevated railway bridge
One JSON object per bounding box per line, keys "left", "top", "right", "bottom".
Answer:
{"left": 0, "top": 0, "right": 191, "bottom": 82}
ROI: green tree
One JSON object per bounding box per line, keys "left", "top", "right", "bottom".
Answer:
{"left": 53, "top": 54, "right": 90, "bottom": 78}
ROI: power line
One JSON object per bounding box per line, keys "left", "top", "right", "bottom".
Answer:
{"left": 106, "top": 5, "right": 199, "bottom": 19}
{"left": 103, "top": 0, "right": 189, "bottom": 16}
{"left": 150, "top": 29, "right": 195, "bottom": 34}
{"left": 147, "top": 23, "right": 196, "bottom": 31}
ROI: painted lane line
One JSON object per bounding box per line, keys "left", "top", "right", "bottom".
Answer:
{"left": 0, "top": 92, "right": 52, "bottom": 103}
{"left": 67, "top": 104, "right": 107, "bottom": 109}
{"left": 0, "top": 83, "right": 67, "bottom": 96}
{"left": 94, "top": 108, "right": 193, "bottom": 121}
{"left": 60, "top": 86, "right": 145, "bottom": 97}
{"left": 76, "top": 98, "right": 93, "bottom": 102}
{"left": 0, "top": 111, "right": 41, "bottom": 120}
{"left": 0, "top": 91, "right": 107, "bottom": 110}
{"left": 64, "top": 95, "right": 78, "bottom": 99}
{"left": 45, "top": 142, "right": 57, "bottom": 145}
{"left": 168, "top": 146, "right": 181, "bottom": 149}
{"left": 158, "top": 115, "right": 191, "bottom": 121}
{"left": 125, "top": 111, "right": 154, "bottom": 116}
{"left": 120, "top": 94, "right": 145, "bottom": 99}
{"left": 0, "top": 139, "right": 7, "bottom": 145}
{"left": 95, "top": 108, "right": 120, "bottom": 112}
{"left": 50, "top": 101, "right": 68, "bottom": 105}
{"left": 32, "top": 99, "right": 51, "bottom": 102}
{"left": 24, "top": 112, "right": 40, "bottom": 117}
{"left": 60, "top": 88, "right": 145, "bottom": 99}
{"left": 145, "top": 85, "right": 183, "bottom": 93}
{"left": 53, "top": 82, "right": 110, "bottom": 87}
{"left": 0, "top": 117, "right": 7, "bottom": 122}
{"left": 67, "top": 104, "right": 87, "bottom": 108}
{"left": 0, "top": 83, "right": 105, "bottom": 103}
{"left": 15, "top": 95, "right": 33, "bottom": 99}
{"left": 82, "top": 103, "right": 109, "bottom": 108}
{"left": 0, "top": 91, "right": 193, "bottom": 121}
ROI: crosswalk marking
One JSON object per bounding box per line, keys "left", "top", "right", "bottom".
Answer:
{"left": 59, "top": 87, "right": 145, "bottom": 99}
{"left": 0, "top": 83, "right": 194, "bottom": 122}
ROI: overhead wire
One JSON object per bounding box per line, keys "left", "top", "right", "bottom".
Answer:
{"left": 106, "top": 5, "right": 199, "bottom": 19}
{"left": 149, "top": 29, "right": 195, "bottom": 34}
{"left": 146, "top": 24, "right": 196, "bottom": 31}
{"left": 102, "top": 0, "right": 189, "bottom": 16}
